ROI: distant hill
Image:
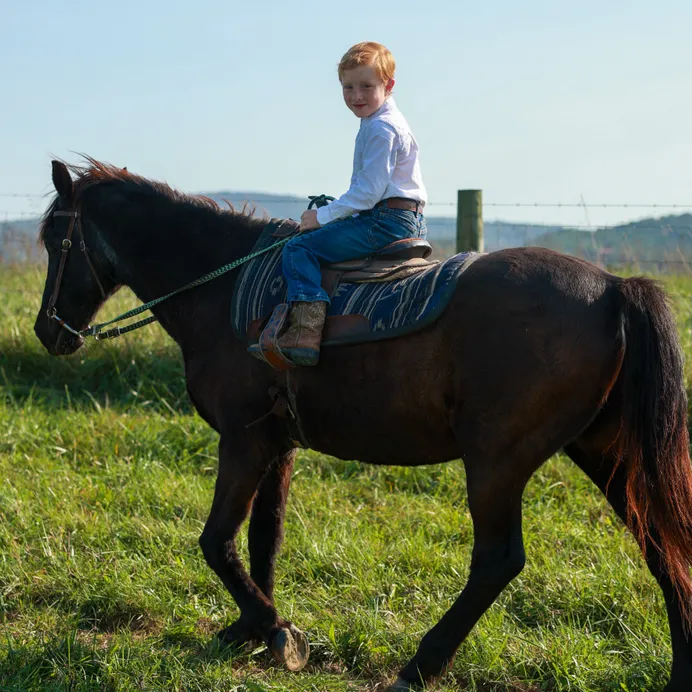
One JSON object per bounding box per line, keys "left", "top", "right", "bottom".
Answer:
{"left": 426, "top": 218, "right": 567, "bottom": 250}
{"left": 535, "top": 214, "right": 692, "bottom": 272}
{"left": 204, "top": 191, "right": 309, "bottom": 223}
{"left": 3, "top": 191, "right": 691, "bottom": 272}
{"left": 0, "top": 218, "right": 44, "bottom": 263}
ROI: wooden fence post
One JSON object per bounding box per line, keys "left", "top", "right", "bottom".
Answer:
{"left": 457, "top": 189, "right": 484, "bottom": 253}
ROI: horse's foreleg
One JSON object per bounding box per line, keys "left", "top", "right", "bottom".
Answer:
{"left": 217, "top": 449, "right": 296, "bottom": 647}
{"left": 208, "top": 449, "right": 296, "bottom": 650}
{"left": 395, "top": 462, "right": 529, "bottom": 688}
{"left": 199, "top": 436, "right": 308, "bottom": 670}
{"left": 566, "top": 440, "right": 692, "bottom": 692}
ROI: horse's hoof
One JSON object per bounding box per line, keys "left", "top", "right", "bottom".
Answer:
{"left": 215, "top": 619, "right": 260, "bottom": 650}
{"left": 385, "top": 677, "right": 415, "bottom": 691}
{"left": 269, "top": 624, "right": 310, "bottom": 671}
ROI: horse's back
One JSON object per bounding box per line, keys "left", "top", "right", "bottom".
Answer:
{"left": 454, "top": 246, "right": 615, "bottom": 307}
{"left": 446, "top": 246, "right": 622, "bottom": 373}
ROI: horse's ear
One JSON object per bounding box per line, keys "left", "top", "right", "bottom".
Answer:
{"left": 51, "top": 160, "right": 74, "bottom": 202}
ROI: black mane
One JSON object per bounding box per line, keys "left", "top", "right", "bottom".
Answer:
{"left": 39, "top": 156, "right": 267, "bottom": 245}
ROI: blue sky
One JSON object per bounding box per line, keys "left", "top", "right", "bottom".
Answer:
{"left": 1, "top": 0, "right": 690, "bottom": 226}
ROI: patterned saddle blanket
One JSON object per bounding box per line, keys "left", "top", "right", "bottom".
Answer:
{"left": 231, "top": 221, "right": 480, "bottom": 347}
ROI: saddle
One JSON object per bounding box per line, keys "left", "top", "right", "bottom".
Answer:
{"left": 270, "top": 219, "right": 437, "bottom": 297}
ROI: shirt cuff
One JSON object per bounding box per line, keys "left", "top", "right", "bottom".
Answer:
{"left": 316, "top": 204, "right": 337, "bottom": 226}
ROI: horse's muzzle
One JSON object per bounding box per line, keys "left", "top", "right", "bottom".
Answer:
{"left": 34, "top": 313, "right": 84, "bottom": 356}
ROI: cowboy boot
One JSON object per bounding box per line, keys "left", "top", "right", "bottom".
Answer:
{"left": 275, "top": 301, "right": 328, "bottom": 366}
{"left": 247, "top": 301, "right": 328, "bottom": 367}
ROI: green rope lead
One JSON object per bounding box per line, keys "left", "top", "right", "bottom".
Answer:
{"left": 86, "top": 236, "right": 292, "bottom": 340}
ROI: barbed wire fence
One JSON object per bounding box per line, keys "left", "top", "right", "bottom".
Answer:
{"left": 2, "top": 193, "right": 692, "bottom": 273}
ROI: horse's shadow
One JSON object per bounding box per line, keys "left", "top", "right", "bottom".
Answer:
{"left": 0, "top": 342, "right": 190, "bottom": 414}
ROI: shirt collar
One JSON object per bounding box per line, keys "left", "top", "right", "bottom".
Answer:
{"left": 366, "top": 97, "right": 396, "bottom": 121}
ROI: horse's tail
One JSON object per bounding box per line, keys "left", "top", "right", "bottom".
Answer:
{"left": 615, "top": 276, "right": 692, "bottom": 621}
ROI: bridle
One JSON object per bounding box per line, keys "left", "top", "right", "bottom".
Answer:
{"left": 46, "top": 207, "right": 107, "bottom": 337}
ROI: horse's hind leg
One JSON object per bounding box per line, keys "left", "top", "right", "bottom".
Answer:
{"left": 249, "top": 449, "right": 296, "bottom": 602}
{"left": 211, "top": 449, "right": 296, "bottom": 649}
{"left": 565, "top": 438, "right": 692, "bottom": 692}
{"left": 393, "top": 453, "right": 533, "bottom": 688}
{"left": 199, "top": 436, "right": 308, "bottom": 671}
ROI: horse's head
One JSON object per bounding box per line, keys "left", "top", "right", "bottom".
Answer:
{"left": 34, "top": 161, "right": 118, "bottom": 355}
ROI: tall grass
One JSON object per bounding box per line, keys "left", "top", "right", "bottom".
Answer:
{"left": 2, "top": 262, "right": 692, "bottom": 690}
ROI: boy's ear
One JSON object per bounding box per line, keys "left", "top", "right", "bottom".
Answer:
{"left": 386, "top": 78, "right": 395, "bottom": 94}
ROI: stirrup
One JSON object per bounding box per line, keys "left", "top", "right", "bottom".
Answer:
{"left": 277, "top": 346, "right": 320, "bottom": 367}
{"left": 247, "top": 303, "right": 296, "bottom": 370}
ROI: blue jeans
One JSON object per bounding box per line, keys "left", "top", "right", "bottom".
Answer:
{"left": 283, "top": 207, "right": 427, "bottom": 303}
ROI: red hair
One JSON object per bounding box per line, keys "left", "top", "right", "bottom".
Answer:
{"left": 338, "top": 42, "right": 395, "bottom": 84}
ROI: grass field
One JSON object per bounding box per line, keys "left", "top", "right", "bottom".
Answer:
{"left": 3, "top": 262, "right": 692, "bottom": 691}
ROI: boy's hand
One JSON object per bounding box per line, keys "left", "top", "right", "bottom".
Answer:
{"left": 299, "top": 210, "right": 321, "bottom": 232}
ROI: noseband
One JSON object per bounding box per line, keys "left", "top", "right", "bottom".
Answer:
{"left": 46, "top": 208, "right": 107, "bottom": 336}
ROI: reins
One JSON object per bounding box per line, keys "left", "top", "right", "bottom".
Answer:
{"left": 48, "top": 208, "right": 292, "bottom": 341}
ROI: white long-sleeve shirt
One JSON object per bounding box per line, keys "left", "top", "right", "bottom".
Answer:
{"left": 316, "top": 98, "right": 427, "bottom": 226}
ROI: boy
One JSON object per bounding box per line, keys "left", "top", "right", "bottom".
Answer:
{"left": 255, "top": 41, "right": 427, "bottom": 366}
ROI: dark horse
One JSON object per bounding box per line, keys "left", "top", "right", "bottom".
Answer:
{"left": 34, "top": 159, "right": 692, "bottom": 691}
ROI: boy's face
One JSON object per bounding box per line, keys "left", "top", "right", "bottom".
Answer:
{"left": 341, "top": 65, "right": 393, "bottom": 119}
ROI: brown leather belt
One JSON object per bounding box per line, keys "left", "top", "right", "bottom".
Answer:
{"left": 376, "top": 197, "right": 422, "bottom": 213}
